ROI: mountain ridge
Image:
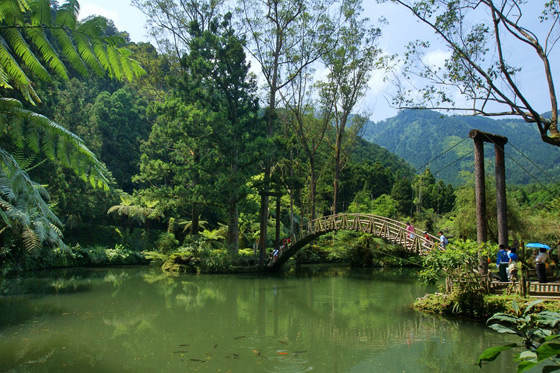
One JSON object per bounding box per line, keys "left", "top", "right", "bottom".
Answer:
{"left": 362, "top": 109, "right": 560, "bottom": 185}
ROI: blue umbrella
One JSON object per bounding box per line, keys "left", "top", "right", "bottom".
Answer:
{"left": 526, "top": 243, "right": 551, "bottom": 250}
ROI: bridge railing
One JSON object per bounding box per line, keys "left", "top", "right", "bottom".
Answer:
{"left": 268, "top": 213, "right": 442, "bottom": 270}
{"left": 306, "top": 213, "right": 441, "bottom": 254}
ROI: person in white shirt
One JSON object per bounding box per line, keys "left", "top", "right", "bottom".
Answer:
{"left": 535, "top": 247, "right": 548, "bottom": 283}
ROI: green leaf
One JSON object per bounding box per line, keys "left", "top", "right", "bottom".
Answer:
{"left": 542, "top": 365, "right": 560, "bottom": 373}
{"left": 488, "top": 313, "right": 520, "bottom": 324}
{"left": 523, "top": 299, "right": 543, "bottom": 316}
{"left": 477, "top": 343, "right": 518, "bottom": 366}
{"left": 518, "top": 360, "right": 538, "bottom": 373}
{"left": 517, "top": 350, "right": 538, "bottom": 361}
{"left": 512, "top": 299, "right": 520, "bottom": 315}
{"left": 537, "top": 343, "right": 560, "bottom": 361}
{"left": 489, "top": 324, "right": 517, "bottom": 334}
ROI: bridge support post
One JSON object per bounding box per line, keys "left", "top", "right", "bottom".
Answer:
{"left": 495, "top": 143, "right": 508, "bottom": 249}
{"left": 472, "top": 137, "right": 487, "bottom": 244}
{"left": 470, "top": 130, "right": 509, "bottom": 276}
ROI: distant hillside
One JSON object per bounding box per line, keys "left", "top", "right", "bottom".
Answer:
{"left": 362, "top": 109, "right": 560, "bottom": 185}
{"left": 351, "top": 136, "right": 414, "bottom": 178}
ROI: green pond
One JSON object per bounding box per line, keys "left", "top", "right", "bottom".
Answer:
{"left": 0, "top": 265, "right": 520, "bottom": 372}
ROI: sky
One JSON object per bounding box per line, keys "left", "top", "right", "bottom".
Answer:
{"left": 78, "top": 0, "right": 559, "bottom": 123}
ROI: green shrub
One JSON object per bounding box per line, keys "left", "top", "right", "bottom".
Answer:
{"left": 155, "top": 232, "right": 180, "bottom": 253}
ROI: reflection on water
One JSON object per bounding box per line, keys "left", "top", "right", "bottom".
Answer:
{"left": 0, "top": 266, "right": 517, "bottom": 372}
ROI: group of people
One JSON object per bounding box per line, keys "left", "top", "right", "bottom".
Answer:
{"left": 270, "top": 237, "right": 292, "bottom": 261}
{"left": 406, "top": 222, "right": 449, "bottom": 249}
{"left": 496, "top": 245, "right": 519, "bottom": 282}
{"left": 496, "top": 244, "right": 549, "bottom": 283}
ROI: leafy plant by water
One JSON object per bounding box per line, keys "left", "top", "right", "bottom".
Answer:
{"left": 478, "top": 300, "right": 560, "bottom": 372}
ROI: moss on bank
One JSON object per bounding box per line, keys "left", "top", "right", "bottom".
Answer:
{"left": 414, "top": 292, "right": 560, "bottom": 320}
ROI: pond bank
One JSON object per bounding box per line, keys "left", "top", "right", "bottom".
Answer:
{"left": 414, "top": 291, "right": 560, "bottom": 320}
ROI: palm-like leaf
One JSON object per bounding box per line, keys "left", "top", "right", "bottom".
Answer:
{"left": 0, "top": 0, "right": 145, "bottom": 103}
{"left": 0, "top": 98, "right": 110, "bottom": 189}
{"left": 0, "top": 0, "right": 144, "bottom": 254}
{"left": 0, "top": 147, "right": 64, "bottom": 252}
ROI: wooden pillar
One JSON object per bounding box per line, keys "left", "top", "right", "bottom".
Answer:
{"left": 495, "top": 143, "right": 508, "bottom": 247}
{"left": 470, "top": 130, "right": 509, "bottom": 277}
{"left": 473, "top": 137, "right": 487, "bottom": 243}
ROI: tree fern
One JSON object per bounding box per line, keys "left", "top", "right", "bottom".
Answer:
{"left": 0, "top": 0, "right": 145, "bottom": 102}
{"left": 0, "top": 148, "right": 64, "bottom": 253}
{"left": 0, "top": 98, "right": 110, "bottom": 189}
{"left": 0, "top": 0, "right": 144, "bottom": 254}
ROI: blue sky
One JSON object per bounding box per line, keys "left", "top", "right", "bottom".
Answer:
{"left": 79, "top": 0, "right": 559, "bottom": 123}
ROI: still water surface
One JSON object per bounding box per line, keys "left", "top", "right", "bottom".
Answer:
{"left": 0, "top": 266, "right": 518, "bottom": 372}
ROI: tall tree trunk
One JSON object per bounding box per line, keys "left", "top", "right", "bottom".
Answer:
{"left": 310, "top": 159, "right": 317, "bottom": 223}
{"left": 227, "top": 201, "right": 239, "bottom": 253}
{"left": 259, "top": 93, "right": 277, "bottom": 263}
{"left": 288, "top": 149, "right": 295, "bottom": 237}
{"left": 191, "top": 149, "right": 200, "bottom": 234}
{"left": 191, "top": 204, "right": 199, "bottom": 235}
{"left": 275, "top": 193, "right": 281, "bottom": 249}
{"left": 333, "top": 124, "right": 343, "bottom": 215}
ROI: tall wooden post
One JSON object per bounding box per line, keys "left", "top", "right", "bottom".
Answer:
{"left": 472, "top": 137, "right": 487, "bottom": 243}
{"left": 494, "top": 143, "right": 508, "bottom": 247}
{"left": 469, "top": 130, "right": 508, "bottom": 276}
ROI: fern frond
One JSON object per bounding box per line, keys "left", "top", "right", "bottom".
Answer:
{"left": 73, "top": 32, "right": 104, "bottom": 75}
{"left": 11, "top": 148, "right": 34, "bottom": 169}
{"left": 22, "top": 225, "right": 41, "bottom": 252}
{"left": 51, "top": 28, "right": 88, "bottom": 76}
{"left": 0, "top": 36, "right": 36, "bottom": 102}
{"left": 3, "top": 28, "right": 51, "bottom": 81}
{"left": 28, "top": 0, "right": 52, "bottom": 27}
{"left": 25, "top": 126, "right": 40, "bottom": 153}
{"left": 49, "top": 222, "right": 63, "bottom": 237}
{"left": 1, "top": 98, "right": 110, "bottom": 189}
{"left": 106, "top": 43, "right": 122, "bottom": 80}
{"left": 0, "top": 65, "right": 11, "bottom": 89}
{"left": 55, "top": 0, "right": 79, "bottom": 28}
{"left": 0, "top": 0, "right": 26, "bottom": 25}
{"left": 26, "top": 28, "right": 68, "bottom": 80}
{"left": 78, "top": 16, "right": 106, "bottom": 37}
{"left": 93, "top": 40, "right": 114, "bottom": 78}
{"left": 8, "top": 113, "right": 25, "bottom": 148}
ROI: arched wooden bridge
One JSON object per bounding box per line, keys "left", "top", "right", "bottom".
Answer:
{"left": 267, "top": 213, "right": 441, "bottom": 271}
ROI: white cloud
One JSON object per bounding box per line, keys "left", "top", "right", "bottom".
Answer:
{"left": 79, "top": 4, "right": 119, "bottom": 22}
{"left": 422, "top": 49, "right": 451, "bottom": 69}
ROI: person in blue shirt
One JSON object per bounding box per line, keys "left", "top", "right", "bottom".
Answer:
{"left": 507, "top": 247, "right": 519, "bottom": 281}
{"left": 496, "top": 244, "right": 509, "bottom": 282}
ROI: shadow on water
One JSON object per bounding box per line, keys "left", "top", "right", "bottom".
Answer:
{"left": 0, "top": 267, "right": 143, "bottom": 329}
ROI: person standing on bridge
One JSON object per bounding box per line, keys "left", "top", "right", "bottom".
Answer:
{"left": 439, "top": 231, "right": 448, "bottom": 249}
{"left": 406, "top": 222, "right": 415, "bottom": 239}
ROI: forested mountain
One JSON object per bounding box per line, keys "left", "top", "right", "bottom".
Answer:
{"left": 362, "top": 110, "right": 560, "bottom": 185}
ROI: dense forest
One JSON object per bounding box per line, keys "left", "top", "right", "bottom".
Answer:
{"left": 0, "top": 0, "right": 559, "bottom": 273}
